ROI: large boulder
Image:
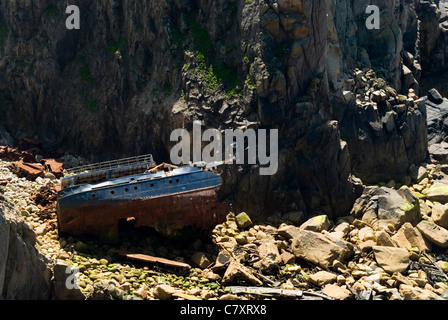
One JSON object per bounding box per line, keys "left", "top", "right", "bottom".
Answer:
{"left": 416, "top": 220, "right": 448, "bottom": 248}
{"left": 290, "top": 230, "right": 354, "bottom": 269}
{"left": 0, "top": 198, "right": 52, "bottom": 299}
{"left": 391, "top": 222, "right": 432, "bottom": 252}
{"left": 424, "top": 182, "right": 448, "bottom": 203}
{"left": 373, "top": 246, "right": 410, "bottom": 274}
{"left": 351, "top": 186, "right": 421, "bottom": 231}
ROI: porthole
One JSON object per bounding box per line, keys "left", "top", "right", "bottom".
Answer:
{"left": 111, "top": 190, "right": 115, "bottom": 195}
{"left": 169, "top": 180, "right": 173, "bottom": 184}
{"left": 124, "top": 188, "right": 129, "bottom": 192}
{"left": 134, "top": 186, "right": 138, "bottom": 190}
{"left": 92, "top": 193, "right": 96, "bottom": 198}
{"left": 175, "top": 179, "right": 179, "bottom": 183}
{"left": 150, "top": 183, "right": 154, "bottom": 187}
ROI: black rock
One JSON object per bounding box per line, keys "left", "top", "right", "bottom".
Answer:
{"left": 428, "top": 88, "right": 444, "bottom": 104}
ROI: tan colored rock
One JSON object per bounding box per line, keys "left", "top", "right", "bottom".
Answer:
{"left": 308, "top": 271, "right": 337, "bottom": 287}
{"left": 399, "top": 284, "right": 444, "bottom": 300}
{"left": 219, "top": 293, "right": 240, "bottom": 300}
{"left": 257, "top": 241, "right": 282, "bottom": 274}
{"left": 333, "top": 222, "right": 351, "bottom": 236}
{"left": 222, "top": 260, "right": 263, "bottom": 286}
{"left": 432, "top": 202, "right": 448, "bottom": 229}
{"left": 416, "top": 220, "right": 448, "bottom": 248}
{"left": 391, "top": 222, "right": 431, "bottom": 252}
{"left": 322, "top": 284, "right": 352, "bottom": 300}
{"left": 359, "top": 240, "right": 376, "bottom": 253}
{"left": 299, "top": 215, "right": 331, "bottom": 232}
{"left": 373, "top": 246, "right": 410, "bottom": 274}
{"left": 191, "top": 252, "right": 211, "bottom": 269}
{"left": 133, "top": 285, "right": 149, "bottom": 299}
{"left": 358, "top": 226, "right": 376, "bottom": 242}
{"left": 375, "top": 230, "right": 396, "bottom": 247}
{"left": 280, "top": 250, "right": 295, "bottom": 264}
{"left": 277, "top": 224, "right": 301, "bottom": 240}
{"left": 290, "top": 230, "right": 354, "bottom": 269}
{"left": 424, "top": 182, "right": 448, "bottom": 203}
{"left": 152, "top": 284, "right": 176, "bottom": 300}
{"left": 436, "top": 260, "right": 448, "bottom": 273}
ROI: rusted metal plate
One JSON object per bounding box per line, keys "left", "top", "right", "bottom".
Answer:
{"left": 116, "top": 251, "right": 192, "bottom": 271}
{"left": 9, "top": 161, "right": 45, "bottom": 181}
{"left": 43, "top": 159, "right": 64, "bottom": 178}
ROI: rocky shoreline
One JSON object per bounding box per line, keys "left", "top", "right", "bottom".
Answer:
{"left": 1, "top": 152, "right": 448, "bottom": 301}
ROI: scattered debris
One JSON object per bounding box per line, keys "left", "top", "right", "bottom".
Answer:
{"left": 116, "top": 251, "right": 192, "bottom": 273}
{"left": 9, "top": 161, "right": 45, "bottom": 181}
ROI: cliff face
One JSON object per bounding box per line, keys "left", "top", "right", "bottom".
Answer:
{"left": 0, "top": 0, "right": 430, "bottom": 219}
{"left": 0, "top": 199, "right": 51, "bottom": 299}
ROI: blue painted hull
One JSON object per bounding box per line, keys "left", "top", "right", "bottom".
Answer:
{"left": 56, "top": 165, "right": 228, "bottom": 239}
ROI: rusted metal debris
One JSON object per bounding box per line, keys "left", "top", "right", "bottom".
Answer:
{"left": 115, "top": 251, "right": 192, "bottom": 273}
{"left": 43, "top": 159, "right": 64, "bottom": 178}
{"left": 0, "top": 145, "right": 35, "bottom": 162}
{"left": 9, "top": 161, "right": 45, "bottom": 181}
{"left": 31, "top": 185, "right": 58, "bottom": 209}
{"left": 7, "top": 159, "right": 64, "bottom": 182}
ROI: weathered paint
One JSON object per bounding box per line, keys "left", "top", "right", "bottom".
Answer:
{"left": 57, "top": 163, "right": 228, "bottom": 239}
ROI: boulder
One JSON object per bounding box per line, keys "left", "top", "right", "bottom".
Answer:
{"left": 222, "top": 260, "right": 263, "bottom": 286}
{"left": 399, "top": 284, "right": 444, "bottom": 300}
{"left": 373, "top": 246, "right": 410, "bottom": 274}
{"left": 257, "top": 242, "right": 282, "bottom": 274}
{"left": 427, "top": 88, "right": 444, "bottom": 104}
{"left": 211, "top": 250, "right": 232, "bottom": 273}
{"left": 299, "top": 214, "right": 331, "bottom": 232}
{"left": 358, "top": 226, "right": 376, "bottom": 242}
{"left": 277, "top": 224, "right": 301, "bottom": 240}
{"left": 416, "top": 220, "right": 448, "bottom": 248}
{"left": 432, "top": 202, "right": 448, "bottom": 229}
{"left": 322, "top": 284, "right": 352, "bottom": 300}
{"left": 424, "top": 182, "right": 448, "bottom": 203}
{"left": 351, "top": 186, "right": 421, "bottom": 231}
{"left": 391, "top": 222, "right": 432, "bottom": 252}
{"left": 308, "top": 271, "right": 337, "bottom": 287}
{"left": 152, "top": 284, "right": 176, "bottom": 300}
{"left": 191, "top": 252, "right": 211, "bottom": 269}
{"left": 375, "top": 230, "right": 396, "bottom": 247}
{"left": 290, "top": 230, "right": 354, "bottom": 269}
{"left": 235, "top": 212, "right": 253, "bottom": 229}
{"left": 409, "top": 165, "right": 428, "bottom": 183}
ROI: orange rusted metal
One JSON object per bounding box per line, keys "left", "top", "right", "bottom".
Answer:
{"left": 9, "top": 161, "right": 44, "bottom": 181}
{"left": 43, "top": 159, "right": 64, "bottom": 178}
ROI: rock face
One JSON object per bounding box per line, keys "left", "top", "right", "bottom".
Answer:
{"left": 0, "top": 198, "right": 52, "bottom": 299}
{"left": 0, "top": 0, "right": 432, "bottom": 220}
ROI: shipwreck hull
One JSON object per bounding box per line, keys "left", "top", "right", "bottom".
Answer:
{"left": 57, "top": 185, "right": 228, "bottom": 240}
{"left": 57, "top": 158, "right": 229, "bottom": 240}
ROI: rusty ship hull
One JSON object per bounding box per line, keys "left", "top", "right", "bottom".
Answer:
{"left": 57, "top": 156, "right": 228, "bottom": 240}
